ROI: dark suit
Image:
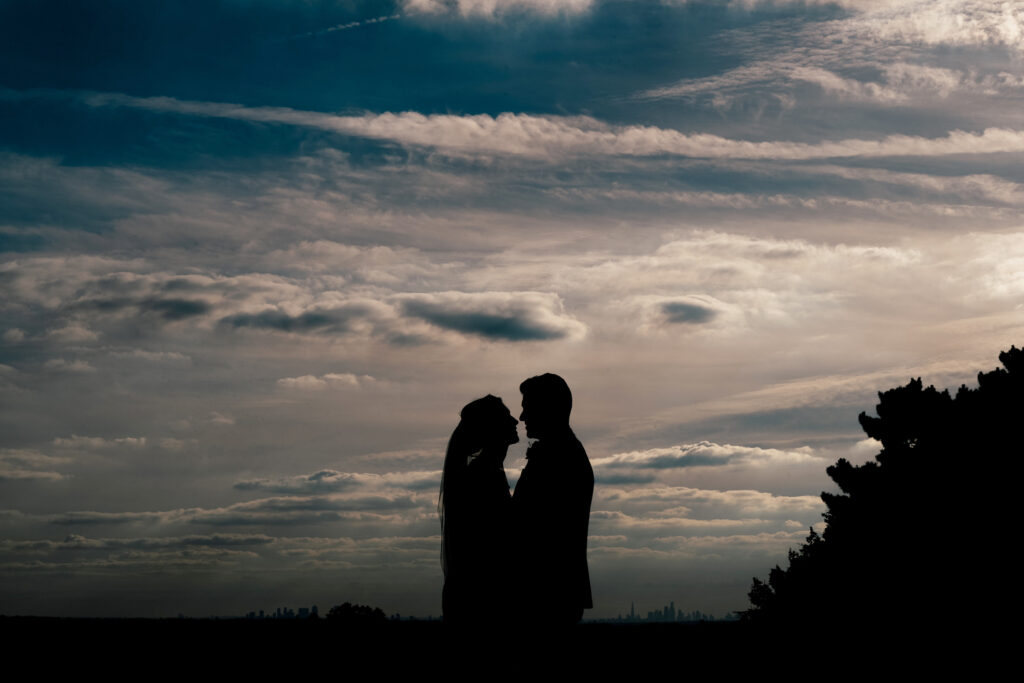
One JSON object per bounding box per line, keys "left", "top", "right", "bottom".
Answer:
{"left": 513, "top": 427, "right": 594, "bottom": 623}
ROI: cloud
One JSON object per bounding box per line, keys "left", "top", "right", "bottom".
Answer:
{"left": 587, "top": 529, "right": 813, "bottom": 563}
{"left": 43, "top": 359, "right": 96, "bottom": 373}
{"left": 107, "top": 349, "right": 191, "bottom": 363}
{"left": 276, "top": 373, "right": 373, "bottom": 390}
{"left": 641, "top": 1, "right": 1024, "bottom": 113}
{"left": 676, "top": 357, "right": 985, "bottom": 421}
{"left": 790, "top": 62, "right": 1021, "bottom": 103}
{"left": 850, "top": 1, "right": 1024, "bottom": 51}
{"left": 4, "top": 533, "right": 276, "bottom": 552}
{"left": 190, "top": 494, "right": 426, "bottom": 526}
{"left": 550, "top": 187, "right": 821, "bottom": 210}
{"left": 219, "top": 292, "right": 585, "bottom": 344}
{"left": 47, "top": 324, "right": 100, "bottom": 342}
{"left": 46, "top": 494, "right": 427, "bottom": 527}
{"left": 397, "top": 291, "right": 585, "bottom": 341}
{"left": 220, "top": 307, "right": 371, "bottom": 334}
{"left": 802, "top": 166, "right": 1024, "bottom": 205}
{"left": 882, "top": 62, "right": 965, "bottom": 97}
{"left": 0, "top": 449, "right": 70, "bottom": 483}
{"left": 638, "top": 63, "right": 785, "bottom": 101}
{"left": 644, "top": 61, "right": 1003, "bottom": 106}
{"left": 50, "top": 510, "right": 168, "bottom": 525}
{"left": 277, "top": 14, "right": 402, "bottom": 41}
{"left": 593, "top": 442, "right": 818, "bottom": 471}
{"left": 77, "top": 90, "right": 1024, "bottom": 160}
{"left": 595, "top": 472, "right": 658, "bottom": 485}
{"left": 140, "top": 298, "right": 211, "bottom": 321}
{"left": 789, "top": 67, "right": 908, "bottom": 103}
{"left": 52, "top": 435, "right": 147, "bottom": 449}
{"left": 661, "top": 299, "right": 720, "bottom": 325}
{"left": 402, "top": 0, "right": 593, "bottom": 18}
{"left": 0, "top": 469, "right": 66, "bottom": 482}
{"left": 235, "top": 470, "right": 361, "bottom": 494}
{"left": 260, "top": 241, "right": 440, "bottom": 281}
{"left": 0, "top": 449, "right": 70, "bottom": 468}
{"left": 595, "top": 485, "right": 824, "bottom": 521}
{"left": 235, "top": 469, "right": 441, "bottom": 495}
{"left": 68, "top": 293, "right": 212, "bottom": 323}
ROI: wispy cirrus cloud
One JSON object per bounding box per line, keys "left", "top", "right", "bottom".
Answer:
{"left": 275, "top": 13, "right": 402, "bottom": 42}
{"left": 642, "top": 0, "right": 1024, "bottom": 115}
{"left": 402, "top": 0, "right": 593, "bottom": 18}
{"left": 67, "top": 90, "right": 1024, "bottom": 160}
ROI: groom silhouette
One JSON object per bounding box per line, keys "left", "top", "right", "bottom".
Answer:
{"left": 513, "top": 373, "right": 594, "bottom": 625}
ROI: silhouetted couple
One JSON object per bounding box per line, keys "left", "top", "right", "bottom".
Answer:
{"left": 439, "top": 373, "right": 594, "bottom": 626}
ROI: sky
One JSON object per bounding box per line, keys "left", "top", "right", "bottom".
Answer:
{"left": 2, "top": 0, "right": 1023, "bottom": 619}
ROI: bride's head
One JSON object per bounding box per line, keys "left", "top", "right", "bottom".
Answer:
{"left": 455, "top": 394, "right": 519, "bottom": 453}
{"left": 439, "top": 395, "right": 519, "bottom": 571}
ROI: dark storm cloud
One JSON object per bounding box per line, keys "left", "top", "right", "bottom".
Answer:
{"left": 140, "top": 298, "right": 211, "bottom": 321}
{"left": 220, "top": 308, "right": 366, "bottom": 334}
{"left": 662, "top": 301, "right": 718, "bottom": 324}
{"left": 402, "top": 301, "right": 558, "bottom": 340}
{"left": 5, "top": 267, "right": 214, "bottom": 328}
{"left": 50, "top": 511, "right": 167, "bottom": 526}
{"left": 398, "top": 292, "right": 585, "bottom": 341}
{"left": 77, "top": 296, "right": 137, "bottom": 314}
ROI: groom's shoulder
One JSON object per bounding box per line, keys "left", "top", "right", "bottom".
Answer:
{"left": 567, "top": 429, "right": 588, "bottom": 457}
{"left": 563, "top": 431, "right": 592, "bottom": 474}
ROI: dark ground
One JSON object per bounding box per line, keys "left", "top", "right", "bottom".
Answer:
{"left": 2, "top": 617, "right": 772, "bottom": 671}
{"left": 3, "top": 615, "right": 986, "bottom": 673}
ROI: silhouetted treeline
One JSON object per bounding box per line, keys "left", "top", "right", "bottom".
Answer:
{"left": 745, "top": 346, "right": 1022, "bottom": 632}
{"left": 325, "top": 601, "right": 387, "bottom": 625}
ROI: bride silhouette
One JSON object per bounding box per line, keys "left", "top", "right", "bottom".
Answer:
{"left": 438, "top": 395, "right": 519, "bottom": 624}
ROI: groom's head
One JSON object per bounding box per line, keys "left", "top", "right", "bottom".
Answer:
{"left": 519, "top": 373, "right": 572, "bottom": 439}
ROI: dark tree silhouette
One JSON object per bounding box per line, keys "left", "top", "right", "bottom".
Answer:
{"left": 325, "top": 602, "right": 387, "bottom": 625}
{"left": 745, "top": 346, "right": 1022, "bottom": 630}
